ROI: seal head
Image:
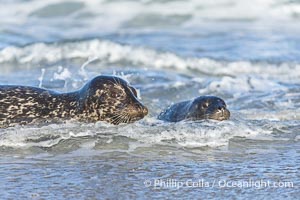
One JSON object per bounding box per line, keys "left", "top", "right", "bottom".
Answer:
{"left": 158, "top": 96, "right": 230, "bottom": 122}
{"left": 78, "top": 76, "right": 148, "bottom": 124}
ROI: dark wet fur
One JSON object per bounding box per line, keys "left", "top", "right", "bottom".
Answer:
{"left": 0, "top": 76, "right": 148, "bottom": 128}
{"left": 158, "top": 96, "right": 230, "bottom": 122}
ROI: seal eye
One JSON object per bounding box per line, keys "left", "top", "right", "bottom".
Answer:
{"left": 202, "top": 102, "right": 209, "bottom": 109}
{"left": 110, "top": 91, "right": 121, "bottom": 98}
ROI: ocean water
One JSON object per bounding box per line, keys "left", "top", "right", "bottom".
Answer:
{"left": 0, "top": 0, "right": 300, "bottom": 199}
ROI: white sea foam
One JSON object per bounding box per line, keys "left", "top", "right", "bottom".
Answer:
{"left": 0, "top": 39, "right": 299, "bottom": 82}
{"left": 198, "top": 76, "right": 287, "bottom": 97}
{"left": 0, "top": 118, "right": 274, "bottom": 149}
{"left": 1, "top": 0, "right": 299, "bottom": 32}
{"left": 240, "top": 109, "right": 300, "bottom": 121}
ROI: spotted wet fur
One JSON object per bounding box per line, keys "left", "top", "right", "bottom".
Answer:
{"left": 0, "top": 76, "right": 148, "bottom": 128}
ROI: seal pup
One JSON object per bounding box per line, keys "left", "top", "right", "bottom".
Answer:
{"left": 158, "top": 96, "right": 230, "bottom": 122}
{"left": 0, "top": 75, "right": 148, "bottom": 128}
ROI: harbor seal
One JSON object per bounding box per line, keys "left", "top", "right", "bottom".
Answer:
{"left": 0, "top": 75, "right": 148, "bottom": 128}
{"left": 158, "top": 96, "right": 230, "bottom": 122}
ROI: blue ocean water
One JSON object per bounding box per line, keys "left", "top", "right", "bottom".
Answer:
{"left": 0, "top": 0, "right": 299, "bottom": 199}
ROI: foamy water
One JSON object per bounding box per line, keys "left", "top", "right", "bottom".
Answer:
{"left": 0, "top": 0, "right": 299, "bottom": 199}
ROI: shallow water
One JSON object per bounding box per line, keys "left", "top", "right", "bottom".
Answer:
{"left": 0, "top": 0, "right": 300, "bottom": 199}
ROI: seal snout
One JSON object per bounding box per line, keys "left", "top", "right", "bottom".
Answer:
{"left": 141, "top": 106, "right": 148, "bottom": 117}
{"left": 217, "top": 105, "right": 226, "bottom": 111}
{"left": 134, "top": 103, "right": 148, "bottom": 119}
{"left": 215, "top": 105, "right": 230, "bottom": 120}
{"left": 122, "top": 102, "right": 148, "bottom": 124}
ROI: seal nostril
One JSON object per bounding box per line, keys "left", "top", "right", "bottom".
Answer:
{"left": 218, "top": 106, "right": 224, "bottom": 111}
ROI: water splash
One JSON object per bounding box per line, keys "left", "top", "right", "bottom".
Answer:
{"left": 79, "top": 56, "right": 99, "bottom": 81}
{"left": 38, "top": 68, "right": 45, "bottom": 88}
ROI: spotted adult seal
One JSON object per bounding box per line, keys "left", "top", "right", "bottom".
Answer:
{"left": 0, "top": 75, "right": 148, "bottom": 128}
{"left": 158, "top": 96, "right": 230, "bottom": 122}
